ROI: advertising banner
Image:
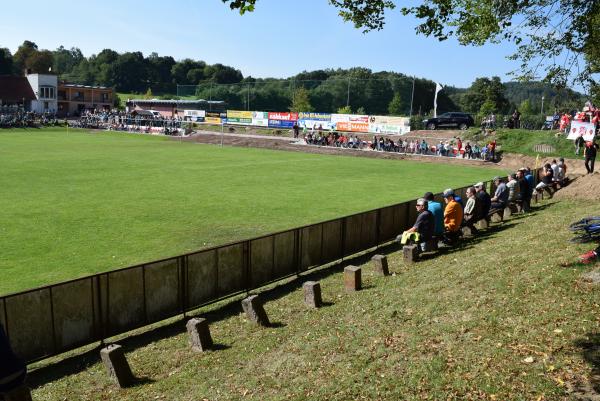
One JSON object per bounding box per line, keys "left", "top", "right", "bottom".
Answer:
{"left": 183, "top": 109, "right": 205, "bottom": 122}
{"left": 567, "top": 121, "right": 596, "bottom": 141}
{"left": 205, "top": 117, "right": 222, "bottom": 124}
{"left": 298, "top": 112, "right": 334, "bottom": 130}
{"left": 268, "top": 112, "right": 298, "bottom": 121}
{"left": 252, "top": 111, "right": 269, "bottom": 127}
{"left": 227, "top": 110, "right": 253, "bottom": 119}
{"left": 331, "top": 114, "right": 369, "bottom": 128}
{"left": 268, "top": 119, "right": 295, "bottom": 129}
{"left": 227, "top": 117, "right": 253, "bottom": 125}
{"left": 336, "top": 121, "right": 369, "bottom": 132}
{"left": 368, "top": 115, "right": 411, "bottom": 135}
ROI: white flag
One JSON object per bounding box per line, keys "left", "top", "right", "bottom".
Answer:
{"left": 433, "top": 82, "right": 443, "bottom": 117}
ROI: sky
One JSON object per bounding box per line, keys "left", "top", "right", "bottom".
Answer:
{"left": 0, "top": 0, "right": 522, "bottom": 88}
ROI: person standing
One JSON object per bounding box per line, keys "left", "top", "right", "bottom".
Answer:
{"left": 575, "top": 134, "right": 585, "bottom": 156}
{"left": 585, "top": 140, "right": 599, "bottom": 174}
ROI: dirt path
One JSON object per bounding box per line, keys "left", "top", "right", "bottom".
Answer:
{"left": 183, "top": 130, "right": 495, "bottom": 167}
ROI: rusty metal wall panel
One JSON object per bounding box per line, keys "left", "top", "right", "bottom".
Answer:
{"left": 105, "top": 267, "right": 145, "bottom": 336}
{"left": 51, "top": 278, "right": 96, "bottom": 352}
{"left": 217, "top": 243, "right": 245, "bottom": 297}
{"left": 186, "top": 250, "right": 218, "bottom": 309}
{"left": 300, "top": 224, "right": 323, "bottom": 271}
{"left": 343, "top": 214, "right": 362, "bottom": 256}
{"left": 379, "top": 206, "right": 397, "bottom": 243}
{"left": 321, "top": 219, "right": 343, "bottom": 264}
{"left": 360, "top": 211, "right": 378, "bottom": 249}
{"left": 395, "top": 202, "right": 411, "bottom": 233}
{"left": 5, "top": 289, "right": 53, "bottom": 362}
{"left": 144, "top": 259, "right": 180, "bottom": 323}
{"left": 407, "top": 199, "right": 418, "bottom": 230}
{"left": 273, "top": 230, "right": 296, "bottom": 277}
{"left": 250, "top": 236, "right": 274, "bottom": 288}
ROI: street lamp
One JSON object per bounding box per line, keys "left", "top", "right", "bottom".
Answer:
{"left": 541, "top": 96, "right": 545, "bottom": 115}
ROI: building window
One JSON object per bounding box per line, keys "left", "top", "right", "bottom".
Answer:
{"left": 40, "top": 86, "right": 56, "bottom": 99}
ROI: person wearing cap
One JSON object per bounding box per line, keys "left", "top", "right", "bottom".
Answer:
{"left": 443, "top": 189, "right": 463, "bottom": 245}
{"left": 474, "top": 182, "right": 491, "bottom": 219}
{"left": 399, "top": 198, "right": 434, "bottom": 250}
{"left": 424, "top": 192, "right": 444, "bottom": 236}
{"left": 490, "top": 176, "right": 509, "bottom": 210}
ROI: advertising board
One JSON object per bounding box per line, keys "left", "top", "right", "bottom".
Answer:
{"left": 268, "top": 112, "right": 298, "bottom": 121}
{"left": 368, "top": 115, "right": 411, "bottom": 135}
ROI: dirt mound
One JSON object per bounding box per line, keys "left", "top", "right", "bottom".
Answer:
{"left": 555, "top": 173, "right": 600, "bottom": 201}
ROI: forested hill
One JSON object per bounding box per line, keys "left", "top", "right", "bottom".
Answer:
{"left": 0, "top": 41, "right": 585, "bottom": 115}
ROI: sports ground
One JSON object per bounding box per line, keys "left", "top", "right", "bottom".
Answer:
{"left": 0, "top": 128, "right": 499, "bottom": 295}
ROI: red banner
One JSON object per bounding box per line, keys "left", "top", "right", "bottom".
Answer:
{"left": 268, "top": 112, "right": 298, "bottom": 121}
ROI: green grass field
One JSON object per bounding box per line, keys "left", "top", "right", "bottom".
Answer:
{"left": 0, "top": 128, "right": 500, "bottom": 295}
{"left": 30, "top": 199, "right": 600, "bottom": 400}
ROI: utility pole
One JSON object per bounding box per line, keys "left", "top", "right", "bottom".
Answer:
{"left": 409, "top": 78, "right": 415, "bottom": 117}
{"left": 247, "top": 83, "right": 250, "bottom": 111}
{"left": 541, "top": 96, "right": 545, "bottom": 115}
{"left": 346, "top": 78, "right": 350, "bottom": 107}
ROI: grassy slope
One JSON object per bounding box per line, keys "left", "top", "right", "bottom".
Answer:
{"left": 32, "top": 198, "right": 600, "bottom": 400}
{"left": 0, "top": 128, "right": 497, "bottom": 295}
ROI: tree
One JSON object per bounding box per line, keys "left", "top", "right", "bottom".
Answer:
{"left": 461, "top": 77, "right": 509, "bottom": 114}
{"left": 52, "top": 46, "right": 84, "bottom": 75}
{"left": 222, "top": 0, "right": 599, "bottom": 88}
{"left": 337, "top": 105, "right": 352, "bottom": 114}
{"left": 0, "top": 48, "right": 13, "bottom": 75}
{"left": 290, "top": 87, "right": 313, "bottom": 112}
{"left": 27, "top": 50, "right": 54, "bottom": 73}
{"left": 519, "top": 99, "right": 535, "bottom": 115}
{"left": 387, "top": 92, "right": 404, "bottom": 115}
{"left": 144, "top": 88, "right": 153, "bottom": 99}
{"left": 13, "top": 40, "right": 38, "bottom": 73}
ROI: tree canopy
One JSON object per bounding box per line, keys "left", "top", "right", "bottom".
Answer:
{"left": 222, "top": 0, "right": 599, "bottom": 96}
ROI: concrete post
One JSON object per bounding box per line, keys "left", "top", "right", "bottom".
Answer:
{"left": 503, "top": 206, "right": 512, "bottom": 220}
{"left": 302, "top": 281, "right": 322, "bottom": 308}
{"left": 490, "top": 211, "right": 503, "bottom": 223}
{"left": 344, "top": 266, "right": 361, "bottom": 292}
{"left": 100, "top": 344, "right": 135, "bottom": 388}
{"left": 241, "top": 295, "right": 270, "bottom": 327}
{"left": 371, "top": 254, "right": 389, "bottom": 276}
{"left": 403, "top": 244, "right": 419, "bottom": 263}
{"left": 477, "top": 218, "right": 489, "bottom": 230}
{"left": 186, "top": 318, "right": 213, "bottom": 352}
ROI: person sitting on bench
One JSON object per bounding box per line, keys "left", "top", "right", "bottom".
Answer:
{"left": 0, "top": 324, "right": 27, "bottom": 395}
{"left": 490, "top": 176, "right": 509, "bottom": 211}
{"left": 443, "top": 189, "right": 463, "bottom": 245}
{"left": 474, "top": 182, "right": 491, "bottom": 220}
{"left": 400, "top": 198, "right": 434, "bottom": 252}
{"left": 534, "top": 163, "right": 554, "bottom": 195}
{"left": 462, "top": 187, "right": 480, "bottom": 234}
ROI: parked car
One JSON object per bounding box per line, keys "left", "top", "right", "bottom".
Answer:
{"left": 423, "top": 112, "right": 474, "bottom": 130}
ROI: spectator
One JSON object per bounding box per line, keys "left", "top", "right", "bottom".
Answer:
{"left": 0, "top": 325, "right": 27, "bottom": 393}
{"left": 462, "top": 186, "right": 480, "bottom": 234}
{"left": 292, "top": 122, "right": 299, "bottom": 139}
{"left": 474, "top": 182, "right": 491, "bottom": 219}
{"left": 442, "top": 189, "right": 463, "bottom": 245}
{"left": 424, "top": 192, "right": 444, "bottom": 237}
{"left": 506, "top": 173, "right": 520, "bottom": 203}
{"left": 534, "top": 163, "right": 554, "bottom": 194}
{"left": 399, "top": 198, "right": 434, "bottom": 251}
{"left": 490, "top": 176, "right": 509, "bottom": 210}
{"left": 512, "top": 109, "right": 521, "bottom": 129}
{"left": 516, "top": 169, "right": 531, "bottom": 212}
{"left": 575, "top": 133, "right": 585, "bottom": 156}
{"left": 585, "top": 140, "right": 599, "bottom": 174}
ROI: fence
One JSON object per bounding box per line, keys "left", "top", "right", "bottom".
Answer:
{"left": 0, "top": 173, "right": 539, "bottom": 365}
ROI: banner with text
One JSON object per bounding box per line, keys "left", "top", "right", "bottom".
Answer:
{"left": 298, "top": 112, "right": 334, "bottom": 130}
{"left": 368, "top": 115, "right": 411, "bottom": 135}
{"left": 567, "top": 121, "right": 597, "bottom": 141}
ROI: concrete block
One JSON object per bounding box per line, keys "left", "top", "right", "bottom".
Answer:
{"left": 461, "top": 225, "right": 474, "bottom": 237}
{"left": 100, "top": 344, "right": 134, "bottom": 388}
{"left": 403, "top": 244, "right": 419, "bottom": 264}
{"left": 503, "top": 206, "right": 512, "bottom": 220}
{"left": 343, "top": 266, "right": 361, "bottom": 292}
{"left": 241, "top": 295, "right": 270, "bottom": 327}
{"left": 477, "top": 218, "right": 489, "bottom": 230}
{"left": 490, "top": 211, "right": 503, "bottom": 223}
{"left": 302, "top": 281, "right": 322, "bottom": 308}
{"left": 2, "top": 385, "right": 32, "bottom": 401}
{"left": 371, "top": 254, "right": 389, "bottom": 276}
{"left": 186, "top": 318, "right": 213, "bottom": 352}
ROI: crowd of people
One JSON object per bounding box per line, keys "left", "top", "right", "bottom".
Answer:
{"left": 399, "top": 166, "right": 542, "bottom": 252}
{"left": 69, "top": 110, "right": 185, "bottom": 135}
{"left": 0, "top": 109, "right": 61, "bottom": 129}
{"left": 301, "top": 130, "right": 499, "bottom": 161}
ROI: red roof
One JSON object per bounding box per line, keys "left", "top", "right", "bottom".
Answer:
{"left": 0, "top": 75, "right": 36, "bottom": 102}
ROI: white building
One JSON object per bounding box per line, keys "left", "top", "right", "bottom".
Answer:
{"left": 26, "top": 73, "right": 58, "bottom": 113}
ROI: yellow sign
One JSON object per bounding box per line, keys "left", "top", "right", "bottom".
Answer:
{"left": 205, "top": 117, "right": 222, "bottom": 124}
{"left": 227, "top": 110, "right": 253, "bottom": 119}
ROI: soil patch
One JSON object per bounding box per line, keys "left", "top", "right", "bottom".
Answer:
{"left": 555, "top": 173, "right": 600, "bottom": 201}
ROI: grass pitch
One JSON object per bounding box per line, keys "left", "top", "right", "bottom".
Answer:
{"left": 0, "top": 128, "right": 498, "bottom": 295}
